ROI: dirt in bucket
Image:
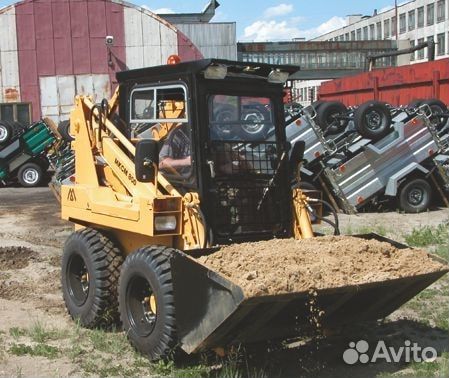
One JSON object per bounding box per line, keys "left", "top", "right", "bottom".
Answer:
{"left": 197, "top": 235, "right": 447, "bottom": 297}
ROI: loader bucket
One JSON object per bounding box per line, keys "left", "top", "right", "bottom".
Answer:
{"left": 170, "top": 234, "right": 448, "bottom": 354}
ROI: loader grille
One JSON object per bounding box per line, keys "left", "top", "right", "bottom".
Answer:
{"left": 208, "top": 141, "right": 290, "bottom": 240}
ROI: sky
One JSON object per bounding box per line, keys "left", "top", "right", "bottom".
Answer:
{"left": 0, "top": 0, "right": 405, "bottom": 41}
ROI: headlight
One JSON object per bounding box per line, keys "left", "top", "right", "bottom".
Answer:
{"left": 154, "top": 215, "right": 177, "bottom": 232}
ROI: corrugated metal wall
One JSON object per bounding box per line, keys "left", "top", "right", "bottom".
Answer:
{"left": 0, "top": 0, "right": 203, "bottom": 123}
{"left": 0, "top": 6, "right": 20, "bottom": 103}
{"left": 176, "top": 23, "right": 237, "bottom": 60}
{"left": 319, "top": 58, "right": 449, "bottom": 106}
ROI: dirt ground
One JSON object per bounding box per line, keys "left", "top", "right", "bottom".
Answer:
{"left": 0, "top": 187, "right": 448, "bottom": 377}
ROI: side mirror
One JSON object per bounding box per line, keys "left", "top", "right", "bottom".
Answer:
{"left": 289, "top": 141, "right": 305, "bottom": 178}
{"left": 135, "top": 139, "right": 159, "bottom": 182}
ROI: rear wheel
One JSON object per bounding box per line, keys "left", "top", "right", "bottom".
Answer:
{"left": 119, "top": 246, "right": 177, "bottom": 361}
{"left": 17, "top": 162, "right": 43, "bottom": 187}
{"left": 398, "top": 178, "right": 432, "bottom": 213}
{"left": 316, "top": 101, "right": 349, "bottom": 135}
{"left": 354, "top": 100, "right": 392, "bottom": 140}
{"left": 61, "top": 228, "right": 123, "bottom": 327}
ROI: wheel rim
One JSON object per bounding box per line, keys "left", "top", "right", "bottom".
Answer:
{"left": 22, "top": 168, "right": 39, "bottom": 185}
{"left": 407, "top": 186, "right": 426, "bottom": 206}
{"left": 365, "top": 110, "right": 382, "bottom": 130}
{"left": 0, "top": 126, "right": 7, "bottom": 142}
{"left": 242, "top": 111, "right": 265, "bottom": 134}
{"left": 126, "top": 275, "right": 157, "bottom": 337}
{"left": 67, "top": 253, "right": 89, "bottom": 306}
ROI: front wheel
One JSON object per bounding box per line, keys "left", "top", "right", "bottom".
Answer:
{"left": 119, "top": 246, "right": 177, "bottom": 361}
{"left": 354, "top": 100, "right": 392, "bottom": 140}
{"left": 398, "top": 178, "right": 432, "bottom": 213}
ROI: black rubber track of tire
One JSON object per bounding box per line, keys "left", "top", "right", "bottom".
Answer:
{"left": 62, "top": 228, "right": 124, "bottom": 328}
{"left": 119, "top": 246, "right": 177, "bottom": 361}
{"left": 0, "top": 121, "right": 13, "bottom": 145}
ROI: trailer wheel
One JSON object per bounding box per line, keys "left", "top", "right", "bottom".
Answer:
{"left": 398, "top": 178, "right": 432, "bottom": 213}
{"left": 354, "top": 100, "right": 392, "bottom": 140}
{"left": 316, "top": 101, "right": 349, "bottom": 135}
{"left": 17, "top": 162, "right": 43, "bottom": 187}
{"left": 239, "top": 104, "right": 271, "bottom": 140}
{"left": 420, "top": 99, "right": 447, "bottom": 130}
{"left": 311, "top": 100, "right": 325, "bottom": 111}
{"left": 0, "top": 121, "right": 12, "bottom": 145}
{"left": 61, "top": 228, "right": 123, "bottom": 327}
{"left": 58, "top": 120, "right": 74, "bottom": 142}
{"left": 119, "top": 246, "right": 177, "bottom": 361}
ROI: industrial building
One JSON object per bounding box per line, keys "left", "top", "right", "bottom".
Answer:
{"left": 0, "top": 0, "right": 235, "bottom": 124}
{"left": 314, "top": 0, "right": 449, "bottom": 63}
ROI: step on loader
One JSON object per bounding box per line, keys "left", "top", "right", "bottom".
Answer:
{"left": 56, "top": 59, "right": 448, "bottom": 360}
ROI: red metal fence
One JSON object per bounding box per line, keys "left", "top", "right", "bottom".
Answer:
{"left": 318, "top": 58, "right": 449, "bottom": 106}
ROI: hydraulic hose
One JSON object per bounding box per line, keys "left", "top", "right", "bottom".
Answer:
{"left": 307, "top": 198, "right": 340, "bottom": 236}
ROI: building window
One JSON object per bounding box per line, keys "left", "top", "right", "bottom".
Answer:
{"left": 357, "top": 28, "right": 362, "bottom": 40}
{"left": 399, "top": 13, "right": 406, "bottom": 33}
{"left": 437, "top": 0, "right": 445, "bottom": 22}
{"left": 351, "top": 30, "right": 356, "bottom": 40}
{"left": 391, "top": 16, "right": 397, "bottom": 36}
{"left": 417, "top": 37, "right": 425, "bottom": 59}
{"left": 376, "top": 22, "right": 382, "bottom": 39}
{"left": 0, "top": 103, "right": 31, "bottom": 124}
{"left": 408, "top": 10, "right": 415, "bottom": 30}
{"left": 427, "top": 3, "right": 435, "bottom": 25}
{"left": 363, "top": 26, "right": 368, "bottom": 40}
{"left": 384, "top": 19, "right": 390, "bottom": 38}
{"left": 370, "top": 24, "right": 375, "bottom": 40}
{"left": 410, "top": 40, "right": 415, "bottom": 61}
{"left": 417, "top": 6, "right": 424, "bottom": 27}
{"left": 345, "top": 33, "right": 349, "bottom": 41}
{"left": 427, "top": 36, "right": 435, "bottom": 59}
{"left": 437, "top": 33, "right": 445, "bottom": 55}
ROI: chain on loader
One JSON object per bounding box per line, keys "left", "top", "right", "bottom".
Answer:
{"left": 56, "top": 58, "right": 448, "bottom": 360}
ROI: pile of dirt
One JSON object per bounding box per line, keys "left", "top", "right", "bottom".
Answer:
{"left": 197, "top": 236, "right": 447, "bottom": 296}
{"left": 0, "top": 246, "right": 38, "bottom": 270}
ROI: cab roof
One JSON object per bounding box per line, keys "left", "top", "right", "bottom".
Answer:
{"left": 116, "top": 59, "right": 300, "bottom": 84}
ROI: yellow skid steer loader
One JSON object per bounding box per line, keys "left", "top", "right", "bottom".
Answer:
{"left": 57, "top": 59, "right": 448, "bottom": 360}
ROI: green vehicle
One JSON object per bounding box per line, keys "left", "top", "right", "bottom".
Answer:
{"left": 0, "top": 119, "right": 58, "bottom": 187}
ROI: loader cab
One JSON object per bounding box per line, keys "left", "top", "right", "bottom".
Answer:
{"left": 117, "top": 59, "right": 300, "bottom": 244}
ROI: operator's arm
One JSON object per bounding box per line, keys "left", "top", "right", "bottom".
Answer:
{"left": 159, "top": 156, "right": 191, "bottom": 170}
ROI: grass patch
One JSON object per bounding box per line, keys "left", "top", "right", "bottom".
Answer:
{"left": 344, "top": 223, "right": 388, "bottom": 236}
{"left": 404, "top": 352, "right": 449, "bottom": 377}
{"left": 9, "top": 343, "right": 59, "bottom": 359}
{"left": 404, "top": 224, "right": 449, "bottom": 248}
{"left": 9, "top": 327, "right": 26, "bottom": 340}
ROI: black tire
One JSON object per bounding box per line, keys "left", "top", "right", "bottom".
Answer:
{"left": 62, "top": 228, "right": 123, "bottom": 327}
{"left": 0, "top": 121, "right": 13, "bottom": 145}
{"left": 354, "top": 100, "right": 392, "bottom": 140}
{"left": 398, "top": 178, "right": 432, "bottom": 213}
{"left": 239, "top": 104, "right": 271, "bottom": 140}
{"left": 212, "top": 104, "right": 236, "bottom": 139}
{"left": 420, "top": 99, "right": 447, "bottom": 130}
{"left": 17, "top": 162, "right": 43, "bottom": 187}
{"left": 58, "top": 120, "right": 74, "bottom": 142}
{"left": 408, "top": 99, "right": 424, "bottom": 109}
{"left": 297, "top": 181, "right": 317, "bottom": 191}
{"left": 119, "top": 246, "right": 177, "bottom": 361}
{"left": 316, "top": 101, "right": 349, "bottom": 135}
{"left": 312, "top": 100, "right": 325, "bottom": 112}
